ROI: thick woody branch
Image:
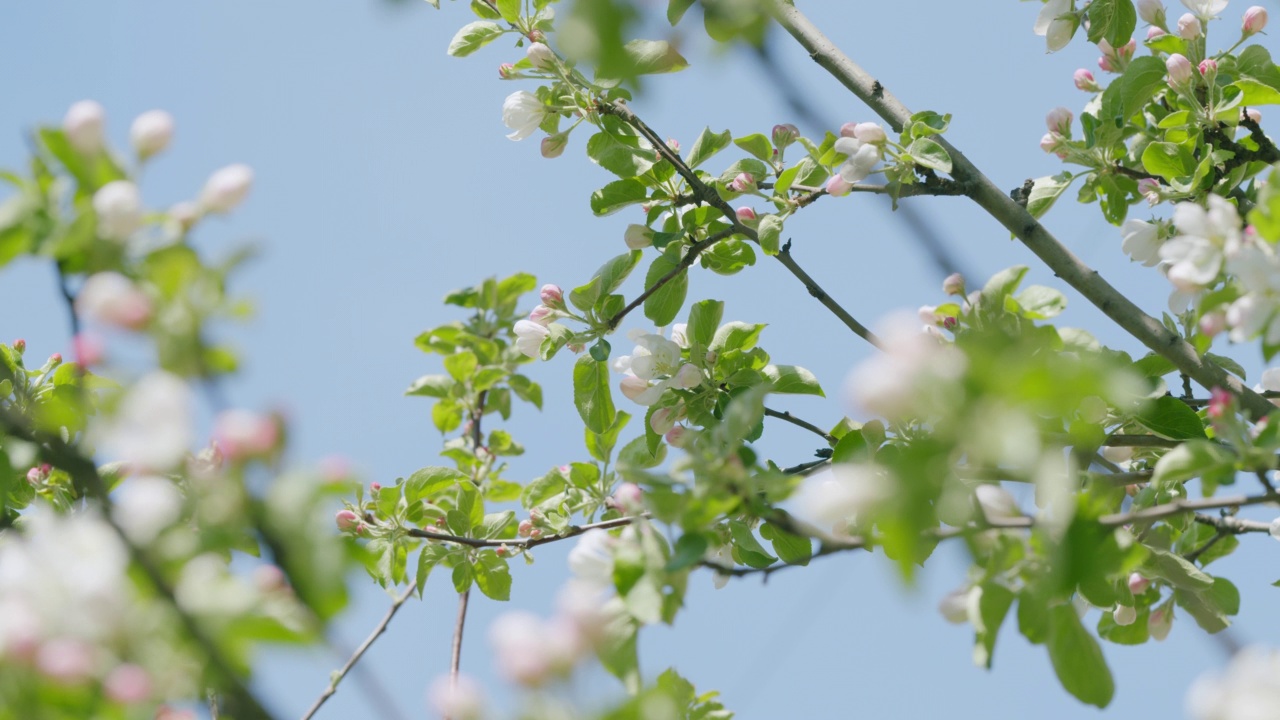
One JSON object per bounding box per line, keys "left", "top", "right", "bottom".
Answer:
{"left": 766, "top": 1, "right": 1274, "bottom": 419}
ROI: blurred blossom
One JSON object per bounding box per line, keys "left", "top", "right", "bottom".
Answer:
{"left": 76, "top": 272, "right": 151, "bottom": 330}
{"left": 1243, "top": 6, "right": 1268, "bottom": 35}
{"left": 213, "top": 409, "right": 279, "bottom": 461}
{"left": 36, "top": 638, "right": 96, "bottom": 683}
{"left": 130, "top": 110, "right": 174, "bottom": 159}
{"left": 200, "top": 164, "right": 254, "bottom": 213}
{"left": 974, "top": 484, "right": 1021, "bottom": 520}
{"left": 428, "top": 674, "right": 484, "bottom": 720}
{"left": 567, "top": 529, "right": 615, "bottom": 589}
{"left": 112, "top": 475, "right": 183, "bottom": 544}
{"left": 63, "top": 100, "right": 105, "bottom": 154}
{"left": 938, "top": 587, "right": 974, "bottom": 624}
{"left": 1120, "top": 219, "right": 1161, "bottom": 266}
{"left": 100, "top": 372, "right": 194, "bottom": 471}
{"left": 1181, "top": 0, "right": 1227, "bottom": 21}
{"left": 488, "top": 611, "right": 580, "bottom": 686}
{"left": 793, "top": 463, "right": 893, "bottom": 529}
{"left": 846, "top": 313, "right": 967, "bottom": 421}
{"left": 104, "top": 663, "right": 152, "bottom": 704}
{"left": 1187, "top": 647, "right": 1280, "bottom": 719}
{"left": 93, "top": 181, "right": 144, "bottom": 241}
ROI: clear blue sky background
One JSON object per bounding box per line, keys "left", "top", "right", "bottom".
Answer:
{"left": 2, "top": 1, "right": 1279, "bottom": 718}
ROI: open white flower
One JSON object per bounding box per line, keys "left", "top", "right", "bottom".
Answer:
{"left": 100, "top": 372, "right": 194, "bottom": 471}
{"left": 513, "top": 319, "right": 550, "bottom": 358}
{"left": 1120, "top": 219, "right": 1161, "bottom": 266}
{"left": 793, "top": 463, "right": 893, "bottom": 530}
{"left": 833, "top": 136, "right": 882, "bottom": 183}
{"left": 502, "top": 91, "right": 546, "bottom": 141}
{"left": 1159, "top": 195, "right": 1242, "bottom": 292}
{"left": 1034, "top": 0, "right": 1077, "bottom": 52}
{"left": 1181, "top": 0, "right": 1228, "bottom": 20}
{"left": 1187, "top": 646, "right": 1280, "bottom": 720}
{"left": 611, "top": 329, "right": 693, "bottom": 406}
{"left": 112, "top": 475, "right": 183, "bottom": 543}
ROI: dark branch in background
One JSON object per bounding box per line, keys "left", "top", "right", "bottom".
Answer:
{"left": 607, "top": 227, "right": 735, "bottom": 330}
{"left": 302, "top": 586, "right": 415, "bottom": 720}
{"left": 776, "top": 239, "right": 883, "bottom": 347}
{"left": 0, "top": 411, "right": 275, "bottom": 720}
{"left": 406, "top": 514, "right": 641, "bottom": 548}
{"left": 447, "top": 589, "right": 471, "bottom": 720}
{"left": 750, "top": 34, "right": 976, "bottom": 282}
{"left": 763, "top": 406, "right": 835, "bottom": 444}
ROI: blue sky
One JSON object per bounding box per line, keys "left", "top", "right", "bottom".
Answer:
{"left": 2, "top": 1, "right": 1278, "bottom": 718}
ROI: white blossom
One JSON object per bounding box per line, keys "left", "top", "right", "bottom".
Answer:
{"left": 974, "top": 484, "right": 1021, "bottom": 521}
{"left": 427, "top": 674, "right": 484, "bottom": 720}
{"left": 611, "top": 330, "right": 690, "bottom": 406}
{"left": 502, "top": 91, "right": 546, "bottom": 141}
{"left": 513, "top": 319, "right": 550, "bottom": 358}
{"left": 100, "top": 372, "right": 194, "bottom": 471}
{"left": 793, "top": 463, "right": 893, "bottom": 529}
{"left": 567, "top": 529, "right": 615, "bottom": 589}
{"left": 200, "top": 164, "right": 254, "bottom": 213}
{"left": 846, "top": 313, "right": 967, "bottom": 422}
{"left": 1181, "top": 0, "right": 1228, "bottom": 21}
{"left": 1159, "top": 195, "right": 1243, "bottom": 292}
{"left": 1034, "top": 0, "right": 1077, "bottom": 52}
{"left": 488, "top": 611, "right": 580, "bottom": 686}
{"left": 938, "top": 586, "right": 974, "bottom": 624}
{"left": 834, "top": 136, "right": 882, "bottom": 183}
{"left": 1187, "top": 647, "right": 1280, "bottom": 720}
{"left": 1120, "top": 219, "right": 1161, "bottom": 266}
{"left": 76, "top": 272, "right": 152, "bottom": 330}
{"left": 93, "top": 181, "right": 144, "bottom": 240}
{"left": 130, "top": 110, "right": 174, "bottom": 159}
{"left": 63, "top": 100, "right": 105, "bottom": 155}
{"left": 112, "top": 475, "right": 183, "bottom": 543}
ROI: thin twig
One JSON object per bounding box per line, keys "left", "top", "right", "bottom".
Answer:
{"left": 765, "top": 0, "right": 1274, "bottom": 419}
{"left": 775, "top": 242, "right": 883, "bottom": 347}
{"left": 763, "top": 407, "right": 836, "bottom": 444}
{"left": 406, "top": 514, "right": 642, "bottom": 548}
{"left": 299, "top": 585, "right": 416, "bottom": 720}
{"left": 448, "top": 589, "right": 471, "bottom": 717}
{"left": 1185, "top": 529, "right": 1229, "bottom": 562}
{"left": 607, "top": 228, "right": 735, "bottom": 330}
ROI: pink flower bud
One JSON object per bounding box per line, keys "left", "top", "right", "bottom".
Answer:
{"left": 624, "top": 224, "right": 653, "bottom": 250}
{"left": 49, "top": 353, "right": 62, "bottom": 365}
{"left": 772, "top": 123, "right": 799, "bottom": 148}
{"left": 1045, "top": 107, "right": 1073, "bottom": 136}
{"left": 26, "top": 466, "right": 46, "bottom": 485}
{"left": 13, "top": 338, "right": 25, "bottom": 354}
{"left": 104, "top": 664, "right": 152, "bottom": 704}
{"left": 73, "top": 333, "right": 104, "bottom": 367}
{"left": 370, "top": 482, "right": 382, "bottom": 493}
{"left": 63, "top": 100, "right": 106, "bottom": 155}
{"left": 1244, "top": 107, "right": 1263, "bottom": 123}
{"left": 253, "top": 564, "right": 289, "bottom": 593}
{"left": 650, "top": 407, "right": 676, "bottom": 435}
{"left": 1178, "top": 12, "right": 1203, "bottom": 38}
{"left": 1167, "top": 53, "right": 1193, "bottom": 85}
{"left": 540, "top": 283, "right": 564, "bottom": 307}
{"left": 1138, "top": 0, "right": 1166, "bottom": 26}
{"left": 942, "top": 272, "right": 965, "bottom": 296}
{"left": 499, "top": 63, "right": 516, "bottom": 79}
{"left": 1244, "top": 6, "right": 1268, "bottom": 35}
{"left": 1199, "top": 58, "right": 1218, "bottom": 79}
{"left": 1113, "top": 605, "right": 1137, "bottom": 626}
{"left": 130, "top": 110, "right": 174, "bottom": 160}
{"left": 567, "top": 343, "right": 585, "bottom": 353}
{"left": 540, "top": 133, "right": 567, "bottom": 159}
{"left": 611, "top": 482, "right": 644, "bottom": 513}
{"left": 213, "top": 409, "right": 279, "bottom": 461}
{"left": 1200, "top": 311, "right": 1226, "bottom": 337}
{"left": 527, "top": 29, "right": 545, "bottom": 43}
{"left": 727, "top": 172, "right": 755, "bottom": 193}
{"left": 735, "top": 206, "right": 758, "bottom": 223}
{"left": 1128, "top": 572, "right": 1151, "bottom": 594}
{"left": 852, "top": 122, "right": 887, "bottom": 144}
{"left": 529, "top": 304, "right": 554, "bottom": 326}
{"left": 942, "top": 316, "right": 958, "bottom": 330}
{"left": 518, "top": 519, "right": 534, "bottom": 537}
{"left": 666, "top": 137, "right": 680, "bottom": 152}
{"left": 200, "top": 164, "right": 254, "bottom": 214}
{"left": 1147, "top": 25, "right": 1166, "bottom": 39}
{"left": 1040, "top": 132, "right": 1065, "bottom": 157}
{"left": 839, "top": 122, "right": 858, "bottom": 138}
{"left": 1119, "top": 39, "right": 1136, "bottom": 60}
{"left": 1149, "top": 607, "right": 1173, "bottom": 641}
{"left": 1098, "top": 54, "right": 1116, "bottom": 73}
{"left": 529, "top": 528, "right": 542, "bottom": 538}
{"left": 336, "top": 509, "right": 361, "bottom": 532}
{"left": 674, "top": 363, "right": 702, "bottom": 389}
{"left": 526, "top": 42, "right": 556, "bottom": 69}
{"left": 1138, "top": 177, "right": 1162, "bottom": 203}
{"left": 495, "top": 545, "right": 508, "bottom": 557}
{"left": 1207, "top": 386, "right": 1233, "bottom": 419}
{"left": 531, "top": 507, "right": 545, "bottom": 523}
{"left": 825, "top": 174, "right": 853, "bottom": 197}
{"left": 664, "top": 425, "right": 688, "bottom": 447}
{"left": 1074, "top": 68, "right": 1100, "bottom": 92}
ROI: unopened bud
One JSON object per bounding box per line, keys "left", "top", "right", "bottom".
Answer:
{"left": 1244, "top": 107, "right": 1264, "bottom": 124}
{"left": 852, "top": 122, "right": 887, "bottom": 145}
{"left": 1128, "top": 572, "right": 1150, "bottom": 594}
{"left": 825, "top": 174, "right": 853, "bottom": 197}
{"left": 624, "top": 224, "right": 653, "bottom": 250}
{"left": 675, "top": 363, "right": 702, "bottom": 389}
{"left": 130, "top": 109, "right": 174, "bottom": 160}
{"left": 1200, "top": 311, "right": 1227, "bottom": 337}
{"left": 1137, "top": 0, "right": 1166, "bottom": 27}
{"left": 12, "top": 338, "right": 25, "bottom": 354}
{"left": 1113, "top": 605, "right": 1137, "bottom": 626}
{"left": 838, "top": 122, "right": 858, "bottom": 138}
{"left": 650, "top": 407, "right": 677, "bottom": 435}
{"left": 336, "top": 509, "right": 361, "bottom": 532}
{"left": 526, "top": 42, "right": 556, "bottom": 70}
{"left": 370, "top": 482, "right": 382, "bottom": 492}
{"left": 1167, "top": 53, "right": 1193, "bottom": 85}
{"left": 666, "top": 138, "right": 680, "bottom": 152}
{"left": 63, "top": 100, "right": 106, "bottom": 155}
{"left": 200, "top": 164, "right": 253, "bottom": 214}
{"left": 1244, "top": 6, "right": 1268, "bottom": 36}
{"left": 518, "top": 519, "right": 534, "bottom": 537}
{"left": 540, "top": 133, "right": 567, "bottom": 159}
{"left": 735, "top": 206, "right": 758, "bottom": 224}
{"left": 1045, "top": 107, "right": 1073, "bottom": 136}
{"left": 664, "top": 425, "right": 688, "bottom": 447}
{"left": 495, "top": 545, "right": 508, "bottom": 557}
{"left": 1147, "top": 25, "right": 1166, "bottom": 39}
{"left": 539, "top": 284, "right": 564, "bottom": 308}
{"left": 49, "top": 353, "right": 62, "bottom": 366}
{"left": 727, "top": 172, "right": 755, "bottom": 193}
{"left": 1074, "top": 68, "right": 1100, "bottom": 92}
{"left": 1149, "top": 607, "right": 1173, "bottom": 641}
{"left": 1178, "top": 12, "right": 1202, "bottom": 38}
{"left": 499, "top": 63, "right": 516, "bottom": 79}
{"left": 611, "top": 482, "right": 644, "bottom": 513}
{"left": 771, "top": 123, "right": 799, "bottom": 149}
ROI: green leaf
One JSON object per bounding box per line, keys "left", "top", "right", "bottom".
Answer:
{"left": 1134, "top": 395, "right": 1207, "bottom": 440}
{"left": 573, "top": 355, "right": 617, "bottom": 434}
{"left": 597, "top": 607, "right": 640, "bottom": 693}
{"left": 591, "top": 178, "right": 649, "bottom": 216}
{"left": 1233, "top": 78, "right": 1280, "bottom": 106}
{"left": 685, "top": 127, "right": 732, "bottom": 169}
{"left": 1086, "top": 0, "right": 1137, "bottom": 50}
{"left": 447, "top": 21, "right": 504, "bottom": 57}
{"left": 643, "top": 251, "right": 688, "bottom": 326}
{"left": 495, "top": 0, "right": 520, "bottom": 23}
{"left": 616, "top": 39, "right": 689, "bottom": 76}
{"left": 728, "top": 520, "right": 776, "bottom": 568}
{"left": 1150, "top": 439, "right": 1235, "bottom": 485}
{"left": 451, "top": 562, "right": 474, "bottom": 593}
{"left": 443, "top": 351, "right": 478, "bottom": 382}
{"left": 667, "top": 0, "right": 695, "bottom": 24}
{"left": 905, "top": 137, "right": 951, "bottom": 173}
{"left": 1027, "top": 173, "right": 1074, "bottom": 219}
{"left": 586, "top": 410, "right": 629, "bottom": 463}
{"left": 457, "top": 481, "right": 485, "bottom": 530}
{"left": 709, "top": 322, "right": 765, "bottom": 354}
{"left": 761, "top": 364, "right": 824, "bottom": 396}
{"left": 666, "top": 533, "right": 708, "bottom": 571}
{"left": 570, "top": 250, "right": 643, "bottom": 311}
{"left": 686, "top": 299, "right": 724, "bottom": 349}
{"left": 416, "top": 544, "right": 449, "bottom": 597}
{"left": 1014, "top": 285, "right": 1068, "bottom": 320}
{"left": 616, "top": 433, "right": 666, "bottom": 471}
{"left": 473, "top": 551, "right": 512, "bottom": 601}
{"left": 587, "top": 124, "right": 658, "bottom": 177}
{"left": 1175, "top": 577, "right": 1239, "bottom": 633}
{"left": 733, "top": 133, "right": 773, "bottom": 162}
{"left": 1047, "top": 604, "right": 1115, "bottom": 708}
{"left": 406, "top": 467, "right": 468, "bottom": 504}
{"left": 406, "top": 374, "right": 454, "bottom": 398}
{"left": 760, "top": 522, "right": 812, "bottom": 565}
{"left": 1145, "top": 547, "right": 1214, "bottom": 590}
{"left": 980, "top": 265, "right": 1029, "bottom": 308}
{"left": 508, "top": 374, "right": 543, "bottom": 409}
{"left": 756, "top": 214, "right": 783, "bottom": 256}
{"left": 972, "top": 582, "right": 1015, "bottom": 669}
{"left": 1141, "top": 142, "right": 1197, "bottom": 180}
{"left": 1099, "top": 56, "right": 1168, "bottom": 126}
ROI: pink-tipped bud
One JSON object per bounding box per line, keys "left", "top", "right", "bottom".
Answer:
{"left": 539, "top": 283, "right": 564, "bottom": 307}
{"left": 1128, "top": 572, "right": 1151, "bottom": 594}
{"left": 530, "top": 507, "right": 545, "bottom": 523}
{"left": 1244, "top": 6, "right": 1268, "bottom": 35}
{"left": 1244, "top": 107, "right": 1264, "bottom": 124}
{"left": 666, "top": 138, "right": 680, "bottom": 152}
{"left": 529, "top": 305, "right": 554, "bottom": 326}
{"left": 370, "top": 482, "right": 382, "bottom": 493}
{"left": 12, "top": 338, "right": 25, "bottom": 354}
{"left": 499, "top": 63, "right": 516, "bottom": 79}
{"left": 541, "top": 134, "right": 567, "bottom": 159}
{"left": 1040, "top": 132, "right": 1065, "bottom": 157}
{"left": 624, "top": 224, "right": 653, "bottom": 250}
{"left": 1167, "top": 53, "right": 1193, "bottom": 85}
{"left": 664, "top": 425, "right": 688, "bottom": 447}
{"left": 1098, "top": 54, "right": 1116, "bottom": 73}
{"left": 771, "top": 123, "right": 799, "bottom": 149}
{"left": 213, "top": 409, "right": 279, "bottom": 461}
{"left": 736, "top": 206, "right": 758, "bottom": 223}
{"left": 838, "top": 122, "right": 858, "bottom": 138}
{"left": 527, "top": 29, "right": 545, "bottom": 43}
{"left": 1138, "top": 0, "right": 1166, "bottom": 26}
{"left": 650, "top": 407, "right": 677, "bottom": 435}
{"left": 852, "top": 122, "right": 887, "bottom": 145}
{"left": 73, "top": 333, "right": 104, "bottom": 367}
{"left": 26, "top": 466, "right": 46, "bottom": 485}
{"left": 727, "top": 172, "right": 755, "bottom": 193}
{"left": 1199, "top": 58, "right": 1218, "bottom": 79}
{"left": 1045, "top": 107, "right": 1073, "bottom": 136}
{"left": 1138, "top": 177, "right": 1162, "bottom": 202}
{"left": 526, "top": 42, "right": 556, "bottom": 70}
{"left": 675, "top": 363, "right": 702, "bottom": 389}
{"left": 825, "top": 174, "right": 853, "bottom": 197}
{"left": 1208, "top": 387, "right": 1233, "bottom": 419}
{"left": 495, "top": 545, "right": 508, "bottom": 557}
{"left": 49, "top": 353, "right": 62, "bottom": 365}
{"left": 1149, "top": 607, "right": 1173, "bottom": 641}
{"left": 1074, "top": 68, "right": 1100, "bottom": 92}
{"left": 942, "top": 272, "right": 965, "bottom": 296}
{"left": 1119, "top": 39, "right": 1137, "bottom": 60}
{"left": 1147, "top": 25, "right": 1167, "bottom": 39}
{"left": 611, "top": 482, "right": 644, "bottom": 513}
{"left": 335, "top": 509, "right": 360, "bottom": 532}
{"left": 1178, "top": 12, "right": 1203, "bottom": 38}
{"left": 1200, "top": 311, "right": 1227, "bottom": 337}
{"left": 518, "top": 519, "right": 534, "bottom": 537}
